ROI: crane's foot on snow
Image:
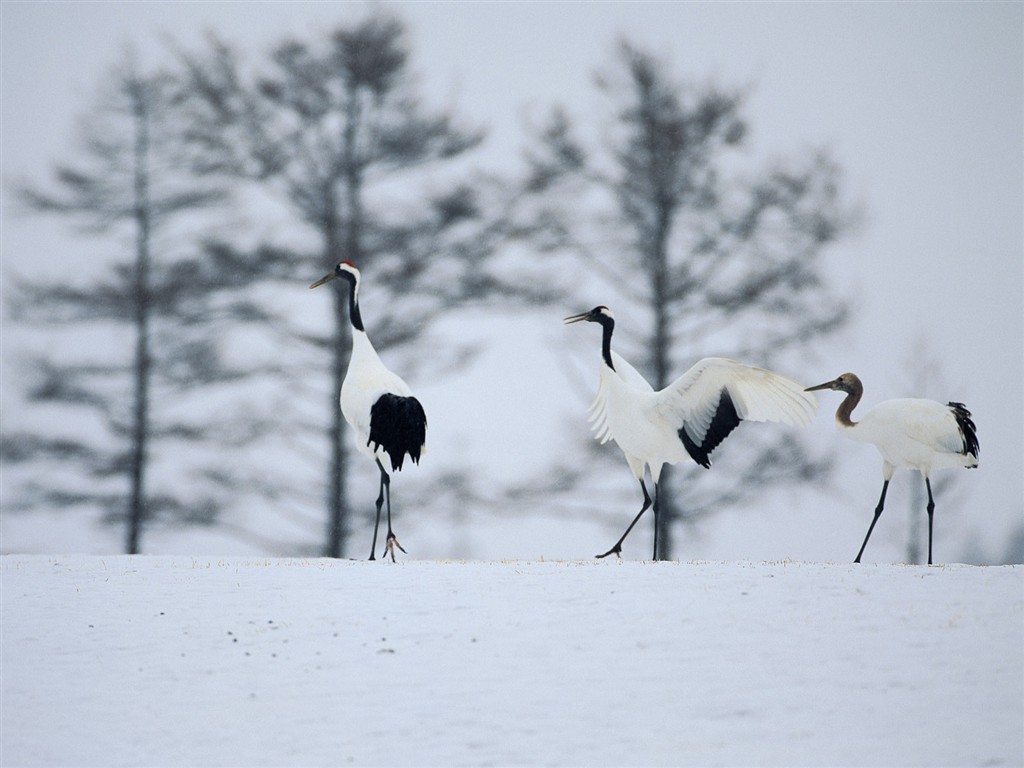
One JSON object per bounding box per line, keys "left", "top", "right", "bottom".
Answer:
{"left": 595, "top": 544, "right": 622, "bottom": 559}
{"left": 383, "top": 534, "right": 407, "bottom": 562}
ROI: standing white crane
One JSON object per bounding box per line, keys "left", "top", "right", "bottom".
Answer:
{"left": 805, "top": 372, "right": 979, "bottom": 565}
{"left": 310, "top": 261, "right": 427, "bottom": 562}
{"left": 565, "top": 305, "right": 818, "bottom": 560}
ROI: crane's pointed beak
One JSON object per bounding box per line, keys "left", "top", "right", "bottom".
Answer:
{"left": 309, "top": 272, "right": 337, "bottom": 290}
{"left": 563, "top": 311, "right": 592, "bottom": 325}
{"left": 805, "top": 379, "right": 839, "bottom": 392}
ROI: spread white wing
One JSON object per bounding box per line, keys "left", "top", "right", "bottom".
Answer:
{"left": 653, "top": 357, "right": 817, "bottom": 466}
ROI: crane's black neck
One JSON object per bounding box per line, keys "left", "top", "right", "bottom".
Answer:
{"left": 339, "top": 273, "right": 364, "bottom": 332}
{"left": 597, "top": 315, "right": 615, "bottom": 371}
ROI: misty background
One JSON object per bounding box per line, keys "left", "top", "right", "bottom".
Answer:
{"left": 1, "top": 1, "right": 1021, "bottom": 564}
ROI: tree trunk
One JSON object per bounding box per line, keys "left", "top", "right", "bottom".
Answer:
{"left": 323, "top": 209, "right": 351, "bottom": 558}
{"left": 126, "top": 86, "right": 152, "bottom": 555}
{"left": 324, "top": 85, "right": 364, "bottom": 558}
{"left": 650, "top": 203, "right": 678, "bottom": 561}
{"left": 906, "top": 479, "right": 923, "bottom": 565}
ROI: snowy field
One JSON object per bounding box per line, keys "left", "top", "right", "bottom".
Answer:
{"left": 2, "top": 556, "right": 1022, "bottom": 768}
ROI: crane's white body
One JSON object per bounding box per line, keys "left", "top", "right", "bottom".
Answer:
{"left": 310, "top": 260, "right": 426, "bottom": 561}
{"left": 341, "top": 328, "right": 418, "bottom": 463}
{"left": 566, "top": 304, "right": 817, "bottom": 560}
{"left": 805, "top": 371, "right": 979, "bottom": 565}
{"left": 837, "top": 398, "right": 979, "bottom": 480}
{"left": 589, "top": 352, "right": 817, "bottom": 482}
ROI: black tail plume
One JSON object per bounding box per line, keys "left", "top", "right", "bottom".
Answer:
{"left": 948, "top": 401, "right": 979, "bottom": 461}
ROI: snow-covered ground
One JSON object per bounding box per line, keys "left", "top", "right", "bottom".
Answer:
{"left": 2, "top": 556, "right": 1021, "bottom": 767}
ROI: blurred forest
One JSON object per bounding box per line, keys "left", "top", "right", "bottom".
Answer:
{"left": 2, "top": 11, "right": 857, "bottom": 559}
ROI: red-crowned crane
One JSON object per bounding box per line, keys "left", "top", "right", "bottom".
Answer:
{"left": 310, "top": 261, "right": 426, "bottom": 562}
{"left": 805, "top": 372, "right": 979, "bottom": 565}
{"left": 565, "top": 305, "right": 818, "bottom": 560}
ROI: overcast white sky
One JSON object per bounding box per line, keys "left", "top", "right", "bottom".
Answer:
{"left": 1, "top": 1, "right": 1021, "bottom": 562}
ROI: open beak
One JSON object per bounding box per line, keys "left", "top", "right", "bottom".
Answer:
{"left": 309, "top": 272, "right": 337, "bottom": 290}
{"left": 563, "top": 311, "right": 592, "bottom": 325}
{"left": 804, "top": 379, "right": 839, "bottom": 393}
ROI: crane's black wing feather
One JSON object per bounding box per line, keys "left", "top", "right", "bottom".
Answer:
{"left": 369, "top": 394, "right": 427, "bottom": 471}
{"left": 678, "top": 390, "right": 741, "bottom": 469}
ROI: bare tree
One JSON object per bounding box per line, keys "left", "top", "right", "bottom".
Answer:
{"left": 175, "top": 14, "right": 542, "bottom": 556}
{"left": 4, "top": 49, "right": 230, "bottom": 553}
{"left": 524, "top": 40, "right": 852, "bottom": 559}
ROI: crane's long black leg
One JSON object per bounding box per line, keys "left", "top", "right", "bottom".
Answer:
{"left": 855, "top": 479, "right": 889, "bottom": 563}
{"left": 369, "top": 465, "right": 386, "bottom": 561}
{"left": 597, "top": 480, "right": 652, "bottom": 559}
{"left": 376, "top": 459, "right": 406, "bottom": 562}
{"left": 652, "top": 483, "right": 660, "bottom": 561}
{"left": 925, "top": 477, "right": 936, "bottom": 566}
